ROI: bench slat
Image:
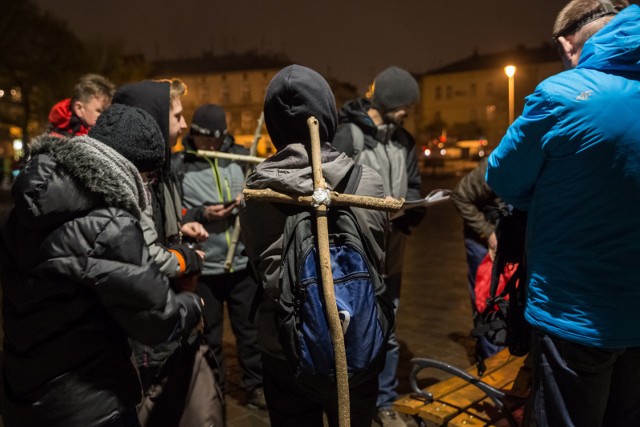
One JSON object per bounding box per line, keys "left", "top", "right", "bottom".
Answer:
{"left": 393, "top": 349, "right": 527, "bottom": 426}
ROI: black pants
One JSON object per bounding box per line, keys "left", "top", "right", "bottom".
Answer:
{"left": 262, "top": 352, "right": 378, "bottom": 427}
{"left": 197, "top": 270, "right": 262, "bottom": 393}
{"left": 528, "top": 328, "right": 640, "bottom": 427}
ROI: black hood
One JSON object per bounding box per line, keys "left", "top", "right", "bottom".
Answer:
{"left": 264, "top": 64, "right": 337, "bottom": 150}
{"left": 113, "top": 81, "right": 171, "bottom": 170}
{"left": 338, "top": 97, "right": 377, "bottom": 137}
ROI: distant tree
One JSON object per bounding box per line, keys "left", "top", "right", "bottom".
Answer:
{"left": 0, "top": 0, "right": 86, "bottom": 144}
{"left": 83, "top": 38, "right": 151, "bottom": 85}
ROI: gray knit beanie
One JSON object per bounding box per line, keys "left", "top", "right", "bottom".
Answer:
{"left": 371, "top": 66, "right": 420, "bottom": 111}
{"left": 89, "top": 103, "right": 165, "bottom": 172}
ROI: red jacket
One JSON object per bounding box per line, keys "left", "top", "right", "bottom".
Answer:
{"left": 48, "top": 98, "right": 89, "bottom": 137}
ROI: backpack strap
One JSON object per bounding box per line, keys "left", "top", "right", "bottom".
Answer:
{"left": 343, "top": 163, "right": 362, "bottom": 195}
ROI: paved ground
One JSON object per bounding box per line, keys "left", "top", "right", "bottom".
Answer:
{"left": 0, "top": 160, "right": 479, "bottom": 427}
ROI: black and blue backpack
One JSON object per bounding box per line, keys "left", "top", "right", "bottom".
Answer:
{"left": 276, "top": 165, "right": 393, "bottom": 391}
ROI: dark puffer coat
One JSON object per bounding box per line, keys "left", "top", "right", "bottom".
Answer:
{"left": 0, "top": 135, "right": 202, "bottom": 427}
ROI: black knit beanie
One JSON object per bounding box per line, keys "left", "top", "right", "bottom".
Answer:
{"left": 89, "top": 104, "right": 165, "bottom": 172}
{"left": 371, "top": 66, "right": 420, "bottom": 111}
{"left": 191, "top": 104, "right": 227, "bottom": 138}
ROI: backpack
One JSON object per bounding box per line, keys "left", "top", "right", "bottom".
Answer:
{"left": 277, "top": 164, "right": 393, "bottom": 392}
{"left": 471, "top": 208, "right": 530, "bottom": 374}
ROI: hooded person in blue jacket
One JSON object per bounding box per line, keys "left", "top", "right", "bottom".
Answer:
{"left": 486, "top": 1, "right": 640, "bottom": 425}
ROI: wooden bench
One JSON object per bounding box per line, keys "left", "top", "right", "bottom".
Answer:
{"left": 393, "top": 349, "right": 530, "bottom": 427}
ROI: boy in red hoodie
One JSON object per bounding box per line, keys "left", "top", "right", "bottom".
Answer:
{"left": 48, "top": 73, "right": 115, "bottom": 137}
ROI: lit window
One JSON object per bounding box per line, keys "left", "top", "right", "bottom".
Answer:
{"left": 200, "top": 86, "right": 209, "bottom": 101}
{"left": 241, "top": 82, "right": 251, "bottom": 102}
{"left": 220, "top": 83, "right": 230, "bottom": 103}
{"left": 241, "top": 111, "right": 253, "bottom": 132}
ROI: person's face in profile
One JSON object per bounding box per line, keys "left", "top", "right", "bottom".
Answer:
{"left": 73, "top": 94, "right": 110, "bottom": 128}
{"left": 169, "top": 98, "right": 187, "bottom": 147}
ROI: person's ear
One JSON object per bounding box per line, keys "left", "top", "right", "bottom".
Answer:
{"left": 556, "top": 36, "right": 579, "bottom": 69}
{"left": 72, "top": 100, "right": 84, "bottom": 118}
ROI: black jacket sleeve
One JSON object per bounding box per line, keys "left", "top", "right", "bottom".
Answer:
{"left": 85, "top": 210, "right": 202, "bottom": 344}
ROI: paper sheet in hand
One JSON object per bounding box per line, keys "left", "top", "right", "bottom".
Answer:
{"left": 390, "top": 189, "right": 451, "bottom": 220}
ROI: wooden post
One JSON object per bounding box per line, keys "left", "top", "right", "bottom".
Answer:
{"left": 196, "top": 150, "right": 266, "bottom": 164}
{"left": 308, "top": 116, "right": 350, "bottom": 427}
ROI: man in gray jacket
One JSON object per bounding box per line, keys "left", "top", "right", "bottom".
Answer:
{"left": 240, "top": 64, "right": 388, "bottom": 427}
{"left": 173, "top": 104, "right": 265, "bottom": 409}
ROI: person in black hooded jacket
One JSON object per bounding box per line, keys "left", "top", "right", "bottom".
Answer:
{"left": 0, "top": 118, "right": 203, "bottom": 427}
{"left": 240, "top": 64, "right": 388, "bottom": 427}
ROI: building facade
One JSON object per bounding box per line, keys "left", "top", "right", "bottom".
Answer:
{"left": 415, "top": 44, "right": 563, "bottom": 152}
{"left": 152, "top": 53, "right": 357, "bottom": 156}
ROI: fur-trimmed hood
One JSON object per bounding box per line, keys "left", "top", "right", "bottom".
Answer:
{"left": 13, "top": 135, "right": 146, "bottom": 231}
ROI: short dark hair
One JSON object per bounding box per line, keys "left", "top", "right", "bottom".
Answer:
{"left": 553, "top": 0, "right": 628, "bottom": 40}
{"left": 71, "top": 74, "right": 115, "bottom": 104}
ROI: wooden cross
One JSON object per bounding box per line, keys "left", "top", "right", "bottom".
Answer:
{"left": 243, "top": 117, "right": 402, "bottom": 427}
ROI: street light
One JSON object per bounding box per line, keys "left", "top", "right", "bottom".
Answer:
{"left": 504, "top": 65, "right": 516, "bottom": 124}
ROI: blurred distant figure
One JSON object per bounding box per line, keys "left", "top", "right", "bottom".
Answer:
{"left": 48, "top": 73, "right": 115, "bottom": 137}
{"left": 487, "top": 0, "right": 640, "bottom": 425}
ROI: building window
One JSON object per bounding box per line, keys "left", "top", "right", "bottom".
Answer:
{"left": 241, "top": 111, "right": 253, "bottom": 132}
{"left": 220, "top": 83, "right": 230, "bottom": 103}
{"left": 446, "top": 85, "right": 453, "bottom": 99}
{"left": 225, "top": 112, "right": 233, "bottom": 130}
{"left": 200, "top": 86, "right": 209, "bottom": 101}
{"left": 241, "top": 82, "right": 251, "bottom": 102}
{"left": 470, "top": 108, "right": 478, "bottom": 121}
{"left": 470, "top": 83, "right": 477, "bottom": 97}
{"left": 486, "top": 82, "right": 494, "bottom": 97}
{"left": 435, "top": 86, "right": 441, "bottom": 100}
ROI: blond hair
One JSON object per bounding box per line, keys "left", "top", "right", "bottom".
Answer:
{"left": 154, "top": 78, "right": 188, "bottom": 105}
{"left": 71, "top": 74, "right": 115, "bottom": 104}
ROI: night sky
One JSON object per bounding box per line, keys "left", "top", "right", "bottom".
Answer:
{"left": 32, "top": 0, "right": 640, "bottom": 92}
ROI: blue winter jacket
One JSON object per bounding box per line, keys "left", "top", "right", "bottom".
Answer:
{"left": 486, "top": 5, "right": 640, "bottom": 348}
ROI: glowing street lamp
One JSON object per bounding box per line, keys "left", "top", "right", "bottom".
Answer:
{"left": 504, "top": 65, "right": 516, "bottom": 124}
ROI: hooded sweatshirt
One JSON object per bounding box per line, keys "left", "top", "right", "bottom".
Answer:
{"left": 48, "top": 98, "right": 90, "bottom": 137}
{"left": 240, "top": 65, "right": 388, "bottom": 358}
{"left": 486, "top": 5, "right": 640, "bottom": 348}
{"left": 0, "top": 135, "right": 202, "bottom": 427}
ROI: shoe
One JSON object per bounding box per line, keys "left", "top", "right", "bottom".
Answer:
{"left": 375, "top": 408, "right": 407, "bottom": 427}
{"left": 246, "top": 387, "right": 267, "bottom": 410}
